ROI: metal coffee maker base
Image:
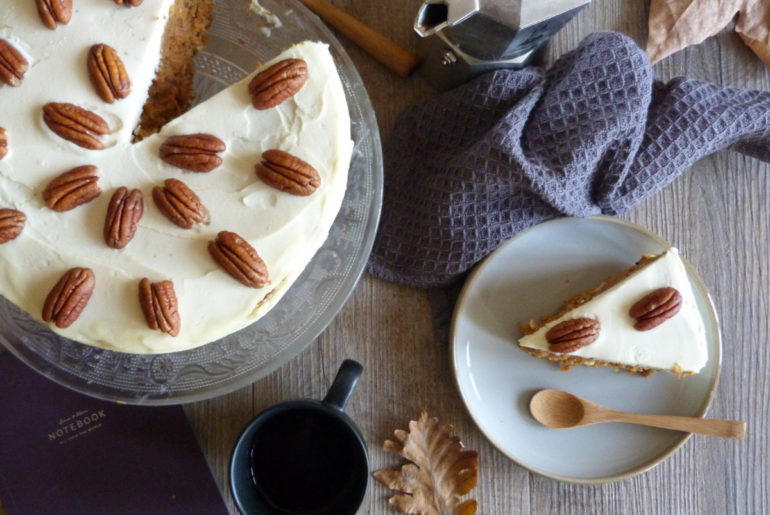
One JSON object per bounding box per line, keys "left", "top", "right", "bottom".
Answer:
{"left": 414, "top": 0, "right": 591, "bottom": 91}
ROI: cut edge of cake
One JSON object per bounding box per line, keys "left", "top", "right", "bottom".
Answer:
{"left": 134, "top": 0, "right": 216, "bottom": 141}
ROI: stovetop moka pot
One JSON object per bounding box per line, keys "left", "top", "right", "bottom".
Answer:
{"left": 414, "top": 0, "right": 591, "bottom": 90}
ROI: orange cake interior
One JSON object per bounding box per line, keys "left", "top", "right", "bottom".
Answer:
{"left": 135, "top": 0, "right": 216, "bottom": 139}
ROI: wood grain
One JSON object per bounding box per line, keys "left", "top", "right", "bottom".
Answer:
{"left": 298, "top": 0, "right": 419, "bottom": 77}
{"left": 185, "top": 1, "right": 770, "bottom": 514}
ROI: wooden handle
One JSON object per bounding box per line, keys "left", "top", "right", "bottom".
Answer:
{"left": 607, "top": 411, "right": 747, "bottom": 440}
{"left": 298, "top": 0, "right": 419, "bottom": 77}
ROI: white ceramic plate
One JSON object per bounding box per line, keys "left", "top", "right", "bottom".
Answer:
{"left": 450, "top": 216, "right": 721, "bottom": 483}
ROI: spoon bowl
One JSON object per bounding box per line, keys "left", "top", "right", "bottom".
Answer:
{"left": 529, "top": 388, "right": 586, "bottom": 428}
{"left": 529, "top": 389, "right": 746, "bottom": 440}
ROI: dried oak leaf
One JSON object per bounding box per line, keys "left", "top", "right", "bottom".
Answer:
{"left": 647, "top": 0, "right": 770, "bottom": 68}
{"left": 373, "top": 411, "right": 478, "bottom": 515}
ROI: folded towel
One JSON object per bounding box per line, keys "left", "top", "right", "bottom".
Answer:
{"left": 367, "top": 32, "right": 770, "bottom": 288}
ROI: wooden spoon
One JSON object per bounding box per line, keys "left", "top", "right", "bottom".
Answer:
{"left": 529, "top": 389, "right": 746, "bottom": 440}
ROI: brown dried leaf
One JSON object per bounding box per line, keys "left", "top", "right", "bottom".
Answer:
{"left": 647, "top": 0, "right": 770, "bottom": 68}
{"left": 735, "top": 0, "right": 770, "bottom": 66}
{"left": 373, "top": 411, "right": 478, "bottom": 515}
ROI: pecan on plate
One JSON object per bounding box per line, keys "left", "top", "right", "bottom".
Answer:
{"left": 629, "top": 287, "right": 682, "bottom": 331}
{"left": 545, "top": 317, "right": 600, "bottom": 353}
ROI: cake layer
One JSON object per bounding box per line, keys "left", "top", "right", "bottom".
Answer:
{"left": 0, "top": 1, "right": 353, "bottom": 353}
{"left": 517, "top": 248, "right": 709, "bottom": 374}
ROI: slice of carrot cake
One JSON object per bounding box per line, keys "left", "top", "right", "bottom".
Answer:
{"left": 517, "top": 248, "right": 709, "bottom": 377}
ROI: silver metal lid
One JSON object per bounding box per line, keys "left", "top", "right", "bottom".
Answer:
{"left": 415, "top": 0, "right": 590, "bottom": 61}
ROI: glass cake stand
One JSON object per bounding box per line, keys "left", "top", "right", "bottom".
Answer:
{"left": 0, "top": 0, "right": 383, "bottom": 405}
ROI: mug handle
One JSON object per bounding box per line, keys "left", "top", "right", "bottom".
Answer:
{"left": 323, "top": 359, "right": 363, "bottom": 411}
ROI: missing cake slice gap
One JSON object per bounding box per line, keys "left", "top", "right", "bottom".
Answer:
{"left": 133, "top": 0, "right": 216, "bottom": 141}
{"left": 517, "top": 248, "right": 709, "bottom": 377}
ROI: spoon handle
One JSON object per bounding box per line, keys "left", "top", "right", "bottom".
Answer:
{"left": 604, "top": 411, "right": 746, "bottom": 440}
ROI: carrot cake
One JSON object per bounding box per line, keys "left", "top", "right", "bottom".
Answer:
{"left": 517, "top": 248, "right": 709, "bottom": 376}
{"left": 0, "top": 1, "right": 353, "bottom": 353}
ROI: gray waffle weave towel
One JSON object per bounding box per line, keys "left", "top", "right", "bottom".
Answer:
{"left": 367, "top": 32, "right": 770, "bottom": 288}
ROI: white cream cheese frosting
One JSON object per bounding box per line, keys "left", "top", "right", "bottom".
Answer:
{"left": 518, "top": 248, "right": 709, "bottom": 374}
{"left": 0, "top": 1, "right": 353, "bottom": 353}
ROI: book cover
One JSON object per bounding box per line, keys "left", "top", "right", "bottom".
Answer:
{"left": 0, "top": 351, "right": 230, "bottom": 515}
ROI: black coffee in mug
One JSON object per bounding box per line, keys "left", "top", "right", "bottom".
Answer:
{"left": 248, "top": 406, "right": 368, "bottom": 513}
{"left": 230, "top": 360, "right": 369, "bottom": 515}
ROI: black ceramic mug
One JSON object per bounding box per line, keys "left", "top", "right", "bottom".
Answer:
{"left": 230, "top": 359, "right": 369, "bottom": 515}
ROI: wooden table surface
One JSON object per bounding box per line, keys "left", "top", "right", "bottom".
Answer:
{"left": 186, "top": 1, "right": 770, "bottom": 513}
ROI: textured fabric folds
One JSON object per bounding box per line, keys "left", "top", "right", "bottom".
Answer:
{"left": 367, "top": 32, "right": 770, "bottom": 288}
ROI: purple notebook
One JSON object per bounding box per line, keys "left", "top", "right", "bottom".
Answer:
{"left": 0, "top": 351, "right": 229, "bottom": 515}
